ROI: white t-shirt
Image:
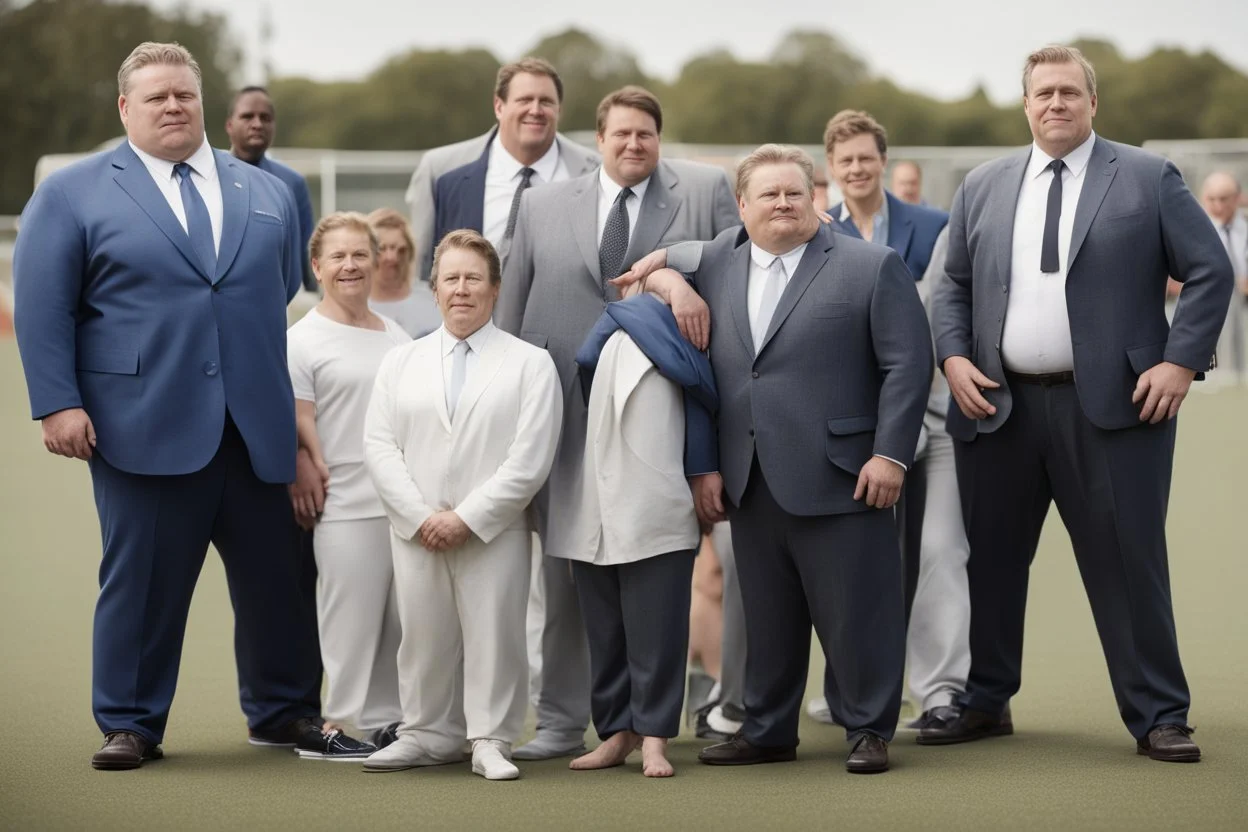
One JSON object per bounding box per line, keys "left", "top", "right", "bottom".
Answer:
{"left": 369, "top": 281, "right": 443, "bottom": 339}
{"left": 288, "top": 308, "right": 411, "bottom": 521}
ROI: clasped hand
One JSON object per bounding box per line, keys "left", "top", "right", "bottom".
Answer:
{"left": 418, "top": 510, "right": 472, "bottom": 552}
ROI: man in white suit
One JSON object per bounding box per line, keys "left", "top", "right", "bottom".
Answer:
{"left": 1200, "top": 172, "right": 1248, "bottom": 383}
{"left": 361, "top": 230, "right": 563, "bottom": 781}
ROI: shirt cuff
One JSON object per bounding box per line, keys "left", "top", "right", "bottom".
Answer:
{"left": 873, "top": 454, "right": 908, "bottom": 472}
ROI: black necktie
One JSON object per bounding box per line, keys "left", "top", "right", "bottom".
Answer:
{"left": 504, "top": 167, "right": 536, "bottom": 240}
{"left": 598, "top": 187, "right": 633, "bottom": 282}
{"left": 1040, "top": 158, "right": 1065, "bottom": 274}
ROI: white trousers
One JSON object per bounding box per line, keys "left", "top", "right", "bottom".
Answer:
{"left": 392, "top": 527, "right": 531, "bottom": 759}
{"left": 313, "top": 516, "right": 403, "bottom": 731}
{"left": 905, "top": 424, "right": 972, "bottom": 711}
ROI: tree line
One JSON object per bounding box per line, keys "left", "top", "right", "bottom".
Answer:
{"left": 3, "top": 0, "right": 1247, "bottom": 213}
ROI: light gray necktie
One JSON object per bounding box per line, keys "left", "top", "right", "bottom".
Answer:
{"left": 447, "top": 339, "right": 470, "bottom": 419}
{"left": 752, "top": 256, "right": 787, "bottom": 353}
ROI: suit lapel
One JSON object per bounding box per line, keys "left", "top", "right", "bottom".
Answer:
{"left": 995, "top": 150, "right": 1031, "bottom": 290}
{"left": 623, "top": 162, "right": 680, "bottom": 270}
{"left": 1067, "top": 138, "right": 1118, "bottom": 272}
{"left": 110, "top": 143, "right": 211, "bottom": 282}
{"left": 215, "top": 151, "right": 247, "bottom": 284}
{"left": 463, "top": 138, "right": 492, "bottom": 233}
{"left": 886, "top": 192, "right": 915, "bottom": 262}
{"left": 570, "top": 177, "right": 603, "bottom": 286}
{"left": 829, "top": 203, "right": 863, "bottom": 240}
{"left": 758, "top": 226, "right": 835, "bottom": 356}
{"left": 727, "top": 242, "right": 754, "bottom": 358}
{"left": 431, "top": 337, "right": 452, "bottom": 433}
{"left": 454, "top": 329, "right": 508, "bottom": 426}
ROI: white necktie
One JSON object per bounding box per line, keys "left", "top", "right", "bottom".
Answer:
{"left": 448, "top": 339, "right": 470, "bottom": 419}
{"left": 753, "top": 256, "right": 787, "bottom": 353}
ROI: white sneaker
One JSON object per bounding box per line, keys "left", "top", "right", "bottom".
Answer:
{"left": 706, "top": 704, "right": 744, "bottom": 735}
{"left": 472, "top": 739, "right": 520, "bottom": 781}
{"left": 363, "top": 735, "right": 452, "bottom": 772}
{"left": 806, "top": 696, "right": 838, "bottom": 725}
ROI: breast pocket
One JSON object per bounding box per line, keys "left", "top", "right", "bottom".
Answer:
{"left": 825, "top": 414, "right": 876, "bottom": 476}
{"left": 251, "top": 210, "right": 285, "bottom": 226}
{"left": 811, "top": 302, "right": 851, "bottom": 319}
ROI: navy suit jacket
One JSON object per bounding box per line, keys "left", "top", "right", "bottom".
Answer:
{"left": 257, "top": 154, "right": 315, "bottom": 291}
{"left": 14, "top": 142, "right": 303, "bottom": 483}
{"left": 832, "top": 190, "right": 949, "bottom": 280}
{"left": 576, "top": 294, "right": 719, "bottom": 476}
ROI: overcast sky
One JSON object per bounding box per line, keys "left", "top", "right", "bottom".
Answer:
{"left": 150, "top": 0, "right": 1247, "bottom": 105}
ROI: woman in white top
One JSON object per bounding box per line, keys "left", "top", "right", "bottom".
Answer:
{"left": 287, "top": 212, "right": 411, "bottom": 756}
{"left": 366, "top": 208, "right": 442, "bottom": 339}
{"left": 362, "top": 230, "right": 562, "bottom": 781}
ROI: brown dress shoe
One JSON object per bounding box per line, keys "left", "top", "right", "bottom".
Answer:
{"left": 698, "top": 734, "right": 797, "bottom": 766}
{"left": 1137, "top": 725, "right": 1200, "bottom": 763}
{"left": 846, "top": 734, "right": 889, "bottom": 774}
{"left": 92, "top": 732, "right": 163, "bottom": 771}
{"left": 917, "top": 705, "right": 1013, "bottom": 746}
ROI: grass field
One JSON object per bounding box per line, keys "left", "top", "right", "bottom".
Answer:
{"left": 0, "top": 338, "right": 1245, "bottom": 831}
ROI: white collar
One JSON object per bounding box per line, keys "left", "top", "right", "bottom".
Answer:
{"left": 1027, "top": 130, "right": 1097, "bottom": 181}
{"left": 598, "top": 167, "right": 651, "bottom": 207}
{"left": 749, "top": 241, "right": 807, "bottom": 275}
{"left": 440, "top": 319, "right": 495, "bottom": 356}
{"left": 838, "top": 190, "right": 890, "bottom": 224}
{"left": 489, "top": 135, "right": 560, "bottom": 184}
{"left": 129, "top": 136, "right": 218, "bottom": 182}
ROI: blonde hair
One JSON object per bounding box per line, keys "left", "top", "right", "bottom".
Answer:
{"left": 735, "top": 144, "right": 815, "bottom": 200}
{"left": 118, "top": 42, "right": 202, "bottom": 96}
{"left": 1023, "top": 45, "right": 1097, "bottom": 96}
{"left": 367, "top": 208, "right": 416, "bottom": 260}
{"left": 823, "top": 109, "right": 888, "bottom": 157}
{"left": 309, "top": 212, "right": 379, "bottom": 263}
{"left": 432, "top": 229, "right": 502, "bottom": 286}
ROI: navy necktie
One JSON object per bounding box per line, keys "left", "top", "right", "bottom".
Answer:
{"left": 1040, "top": 158, "right": 1065, "bottom": 274}
{"left": 174, "top": 162, "right": 217, "bottom": 277}
{"left": 598, "top": 187, "right": 633, "bottom": 284}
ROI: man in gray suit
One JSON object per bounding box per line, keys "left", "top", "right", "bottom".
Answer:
{"left": 643, "top": 144, "right": 932, "bottom": 773}
{"left": 926, "top": 45, "right": 1233, "bottom": 762}
{"left": 404, "top": 57, "right": 599, "bottom": 281}
{"left": 497, "top": 85, "right": 739, "bottom": 761}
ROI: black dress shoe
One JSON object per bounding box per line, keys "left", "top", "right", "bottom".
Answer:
{"left": 698, "top": 734, "right": 796, "bottom": 766}
{"left": 693, "top": 702, "right": 734, "bottom": 742}
{"left": 249, "top": 715, "right": 323, "bottom": 748}
{"left": 917, "top": 705, "right": 1013, "bottom": 746}
{"left": 92, "top": 731, "right": 163, "bottom": 771}
{"left": 846, "top": 734, "right": 889, "bottom": 774}
{"left": 1137, "top": 724, "right": 1200, "bottom": 763}
{"left": 905, "top": 705, "right": 961, "bottom": 732}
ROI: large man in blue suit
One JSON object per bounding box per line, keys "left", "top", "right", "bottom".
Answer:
{"left": 13, "top": 42, "right": 325, "bottom": 770}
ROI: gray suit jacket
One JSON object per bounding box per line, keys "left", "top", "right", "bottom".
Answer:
{"left": 692, "top": 223, "right": 933, "bottom": 517}
{"left": 496, "top": 158, "right": 739, "bottom": 554}
{"left": 404, "top": 130, "right": 600, "bottom": 281}
{"left": 932, "top": 136, "right": 1234, "bottom": 442}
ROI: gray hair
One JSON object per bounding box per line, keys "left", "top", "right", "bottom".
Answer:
{"left": 118, "top": 42, "right": 202, "bottom": 97}
{"left": 735, "top": 144, "right": 815, "bottom": 200}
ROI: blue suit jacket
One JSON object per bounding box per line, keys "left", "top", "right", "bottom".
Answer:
{"left": 832, "top": 190, "right": 949, "bottom": 280}
{"left": 576, "top": 294, "right": 719, "bottom": 476}
{"left": 433, "top": 130, "right": 495, "bottom": 246}
{"left": 257, "top": 154, "right": 315, "bottom": 291}
{"left": 14, "top": 142, "right": 303, "bottom": 483}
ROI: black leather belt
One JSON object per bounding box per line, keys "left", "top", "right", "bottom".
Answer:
{"left": 1005, "top": 370, "right": 1074, "bottom": 386}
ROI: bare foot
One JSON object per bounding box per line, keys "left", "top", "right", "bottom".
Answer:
{"left": 641, "top": 736, "right": 674, "bottom": 778}
{"left": 569, "top": 731, "right": 640, "bottom": 770}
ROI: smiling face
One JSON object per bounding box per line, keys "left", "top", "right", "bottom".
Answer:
{"left": 739, "top": 161, "right": 820, "bottom": 254}
{"left": 494, "top": 71, "right": 560, "bottom": 163}
{"left": 597, "top": 105, "right": 661, "bottom": 188}
{"left": 1024, "top": 61, "right": 1097, "bottom": 159}
{"left": 313, "top": 227, "right": 375, "bottom": 304}
{"left": 119, "top": 63, "right": 204, "bottom": 162}
{"left": 828, "top": 132, "right": 885, "bottom": 206}
{"left": 434, "top": 247, "right": 499, "bottom": 339}
{"left": 225, "top": 90, "right": 275, "bottom": 163}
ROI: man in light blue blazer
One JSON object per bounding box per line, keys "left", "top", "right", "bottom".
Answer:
{"left": 13, "top": 42, "right": 335, "bottom": 770}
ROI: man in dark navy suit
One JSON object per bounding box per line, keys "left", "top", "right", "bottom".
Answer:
{"left": 13, "top": 42, "right": 362, "bottom": 770}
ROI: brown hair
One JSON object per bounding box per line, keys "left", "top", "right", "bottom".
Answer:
{"left": 595, "top": 86, "right": 663, "bottom": 135}
{"left": 495, "top": 57, "right": 564, "bottom": 103}
{"left": 309, "top": 212, "right": 379, "bottom": 263}
{"left": 1023, "top": 45, "right": 1097, "bottom": 96}
{"left": 432, "top": 229, "right": 502, "bottom": 286}
{"left": 735, "top": 144, "right": 816, "bottom": 200}
{"left": 118, "top": 42, "right": 202, "bottom": 96}
{"left": 823, "top": 110, "right": 888, "bottom": 157}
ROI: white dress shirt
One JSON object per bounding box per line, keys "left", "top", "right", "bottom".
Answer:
{"left": 838, "top": 192, "right": 890, "bottom": 244}
{"left": 128, "top": 137, "right": 223, "bottom": 255}
{"left": 440, "top": 320, "right": 495, "bottom": 410}
{"left": 596, "top": 168, "right": 651, "bottom": 244}
{"left": 1211, "top": 210, "right": 1248, "bottom": 280}
{"left": 1000, "top": 131, "right": 1097, "bottom": 374}
{"left": 482, "top": 138, "right": 564, "bottom": 248}
{"left": 746, "top": 241, "right": 806, "bottom": 332}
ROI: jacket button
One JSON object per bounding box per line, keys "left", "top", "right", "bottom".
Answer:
{"left": 203, "top": 361, "right": 219, "bottom": 377}
{"left": 748, "top": 429, "right": 755, "bottom": 437}
{"left": 212, "top": 284, "right": 221, "bottom": 293}
{"left": 751, "top": 371, "right": 760, "bottom": 379}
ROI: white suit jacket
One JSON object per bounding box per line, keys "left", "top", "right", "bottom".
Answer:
{"left": 561, "top": 332, "right": 699, "bottom": 565}
{"left": 364, "top": 325, "right": 562, "bottom": 544}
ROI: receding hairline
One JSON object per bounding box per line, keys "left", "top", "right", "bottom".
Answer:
{"left": 1202, "top": 171, "right": 1242, "bottom": 195}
